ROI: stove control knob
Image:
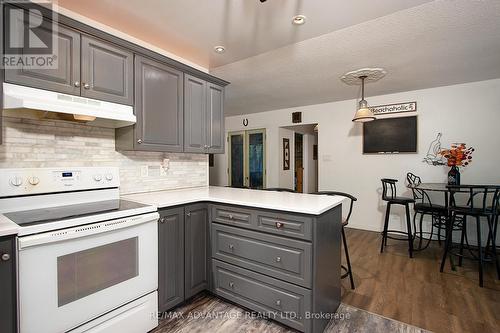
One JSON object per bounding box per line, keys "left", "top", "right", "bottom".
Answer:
{"left": 93, "top": 174, "right": 103, "bottom": 182}
{"left": 28, "top": 176, "right": 40, "bottom": 186}
{"left": 10, "top": 176, "right": 23, "bottom": 187}
{"left": 105, "top": 173, "right": 113, "bottom": 181}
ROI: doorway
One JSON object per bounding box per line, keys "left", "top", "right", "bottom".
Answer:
{"left": 280, "top": 124, "right": 318, "bottom": 193}
{"left": 228, "top": 129, "right": 266, "bottom": 189}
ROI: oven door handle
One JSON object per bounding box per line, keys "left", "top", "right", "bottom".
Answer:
{"left": 18, "top": 212, "right": 159, "bottom": 250}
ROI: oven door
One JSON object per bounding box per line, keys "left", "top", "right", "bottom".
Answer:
{"left": 17, "top": 212, "right": 159, "bottom": 333}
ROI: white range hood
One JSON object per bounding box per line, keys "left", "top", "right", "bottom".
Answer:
{"left": 2, "top": 83, "right": 136, "bottom": 128}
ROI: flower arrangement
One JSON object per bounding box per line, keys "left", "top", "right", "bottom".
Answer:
{"left": 439, "top": 143, "right": 474, "bottom": 167}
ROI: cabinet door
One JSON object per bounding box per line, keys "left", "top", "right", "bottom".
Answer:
{"left": 184, "top": 203, "right": 209, "bottom": 298}
{"left": 206, "top": 83, "right": 225, "bottom": 154}
{"left": 0, "top": 237, "right": 16, "bottom": 333}
{"left": 135, "top": 56, "right": 184, "bottom": 152}
{"left": 81, "top": 35, "right": 133, "bottom": 105}
{"left": 158, "top": 207, "right": 185, "bottom": 312}
{"left": 184, "top": 74, "right": 207, "bottom": 153}
{"left": 4, "top": 13, "right": 81, "bottom": 95}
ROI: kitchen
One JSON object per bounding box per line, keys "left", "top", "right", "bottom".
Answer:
{"left": 1, "top": 1, "right": 500, "bottom": 333}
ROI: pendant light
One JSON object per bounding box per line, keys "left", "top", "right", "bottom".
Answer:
{"left": 352, "top": 75, "right": 376, "bottom": 122}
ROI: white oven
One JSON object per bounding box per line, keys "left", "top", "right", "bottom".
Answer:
{"left": 17, "top": 212, "right": 159, "bottom": 333}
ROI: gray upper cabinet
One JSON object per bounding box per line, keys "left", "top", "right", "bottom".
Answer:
{"left": 158, "top": 207, "right": 185, "bottom": 312}
{"left": 184, "top": 74, "right": 207, "bottom": 153}
{"left": 184, "top": 203, "right": 209, "bottom": 298}
{"left": 81, "top": 35, "right": 133, "bottom": 105}
{"left": 122, "top": 55, "right": 184, "bottom": 152}
{"left": 4, "top": 15, "right": 81, "bottom": 95}
{"left": 206, "top": 83, "right": 225, "bottom": 154}
{"left": 184, "top": 75, "right": 226, "bottom": 154}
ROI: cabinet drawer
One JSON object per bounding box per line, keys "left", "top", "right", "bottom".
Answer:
{"left": 211, "top": 205, "right": 253, "bottom": 228}
{"left": 212, "top": 260, "right": 311, "bottom": 332}
{"left": 212, "top": 223, "right": 312, "bottom": 287}
{"left": 256, "top": 212, "right": 313, "bottom": 240}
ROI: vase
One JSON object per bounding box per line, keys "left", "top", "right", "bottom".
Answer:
{"left": 448, "top": 166, "right": 460, "bottom": 185}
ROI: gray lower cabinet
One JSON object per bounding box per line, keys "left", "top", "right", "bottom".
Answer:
{"left": 4, "top": 9, "right": 81, "bottom": 95}
{"left": 209, "top": 203, "right": 342, "bottom": 333}
{"left": 116, "top": 56, "right": 183, "bottom": 151}
{"left": 184, "top": 203, "right": 209, "bottom": 298}
{"left": 81, "top": 35, "right": 133, "bottom": 105}
{"left": 184, "top": 75, "right": 225, "bottom": 154}
{"left": 0, "top": 236, "right": 16, "bottom": 333}
{"left": 158, "top": 207, "right": 185, "bottom": 312}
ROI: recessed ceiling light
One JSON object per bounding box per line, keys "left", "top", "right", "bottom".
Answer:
{"left": 214, "top": 46, "right": 225, "bottom": 54}
{"left": 292, "top": 15, "right": 306, "bottom": 25}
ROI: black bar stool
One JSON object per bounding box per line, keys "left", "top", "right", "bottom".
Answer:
{"left": 312, "top": 191, "right": 356, "bottom": 289}
{"left": 380, "top": 178, "right": 415, "bottom": 258}
{"left": 406, "top": 173, "right": 448, "bottom": 249}
{"left": 263, "top": 187, "right": 296, "bottom": 193}
{"left": 440, "top": 185, "right": 500, "bottom": 287}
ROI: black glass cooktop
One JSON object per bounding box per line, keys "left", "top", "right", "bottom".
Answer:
{"left": 4, "top": 199, "right": 150, "bottom": 226}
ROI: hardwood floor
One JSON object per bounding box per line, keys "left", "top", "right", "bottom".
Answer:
{"left": 341, "top": 228, "right": 500, "bottom": 333}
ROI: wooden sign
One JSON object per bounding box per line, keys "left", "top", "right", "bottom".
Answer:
{"left": 283, "top": 138, "right": 290, "bottom": 170}
{"left": 370, "top": 101, "right": 417, "bottom": 116}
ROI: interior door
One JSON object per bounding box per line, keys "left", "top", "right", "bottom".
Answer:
{"left": 228, "top": 131, "right": 245, "bottom": 188}
{"left": 80, "top": 35, "right": 133, "bottom": 105}
{"left": 228, "top": 129, "right": 266, "bottom": 189}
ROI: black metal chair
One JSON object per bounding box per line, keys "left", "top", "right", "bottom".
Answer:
{"left": 406, "top": 173, "right": 448, "bottom": 249}
{"left": 440, "top": 185, "right": 500, "bottom": 287}
{"left": 312, "top": 191, "right": 356, "bottom": 289}
{"left": 263, "top": 187, "right": 296, "bottom": 193}
{"left": 380, "top": 178, "right": 415, "bottom": 258}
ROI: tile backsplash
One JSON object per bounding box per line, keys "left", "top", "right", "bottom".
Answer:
{"left": 0, "top": 117, "right": 208, "bottom": 194}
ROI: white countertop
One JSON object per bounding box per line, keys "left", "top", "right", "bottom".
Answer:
{"left": 122, "top": 186, "right": 344, "bottom": 215}
{"left": 0, "top": 214, "right": 19, "bottom": 237}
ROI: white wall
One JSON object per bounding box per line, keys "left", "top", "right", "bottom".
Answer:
{"left": 278, "top": 128, "right": 295, "bottom": 190}
{"left": 213, "top": 79, "right": 500, "bottom": 235}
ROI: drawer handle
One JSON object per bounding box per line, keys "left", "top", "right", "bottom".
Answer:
{"left": 229, "top": 282, "right": 234, "bottom": 288}
{"left": 1, "top": 253, "right": 10, "bottom": 261}
{"left": 275, "top": 256, "right": 281, "bottom": 263}
{"left": 228, "top": 244, "right": 234, "bottom": 250}
{"left": 276, "top": 299, "right": 281, "bottom": 307}
{"left": 275, "top": 222, "right": 284, "bottom": 229}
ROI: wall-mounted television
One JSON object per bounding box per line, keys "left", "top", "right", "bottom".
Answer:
{"left": 363, "top": 116, "right": 417, "bottom": 154}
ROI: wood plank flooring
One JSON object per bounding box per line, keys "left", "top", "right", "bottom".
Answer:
{"left": 341, "top": 228, "right": 500, "bottom": 333}
{"left": 153, "top": 293, "right": 429, "bottom": 333}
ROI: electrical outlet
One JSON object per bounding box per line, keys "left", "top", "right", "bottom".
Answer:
{"left": 162, "top": 158, "right": 170, "bottom": 169}
{"left": 160, "top": 166, "right": 167, "bottom": 176}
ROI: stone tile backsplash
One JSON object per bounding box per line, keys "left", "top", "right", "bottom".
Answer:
{"left": 0, "top": 117, "right": 208, "bottom": 194}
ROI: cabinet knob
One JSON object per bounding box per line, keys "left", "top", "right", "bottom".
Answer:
{"left": 275, "top": 256, "right": 281, "bottom": 263}
{"left": 275, "top": 222, "right": 284, "bottom": 229}
{"left": 186, "top": 212, "right": 191, "bottom": 217}
{"left": 229, "top": 282, "right": 234, "bottom": 288}
{"left": 159, "top": 217, "right": 165, "bottom": 224}
{"left": 275, "top": 299, "right": 281, "bottom": 306}
{"left": 1, "top": 253, "right": 10, "bottom": 261}
{"left": 228, "top": 244, "right": 234, "bottom": 250}
{"left": 228, "top": 214, "right": 234, "bottom": 220}
{"left": 74, "top": 81, "right": 80, "bottom": 87}
{"left": 83, "top": 83, "right": 90, "bottom": 89}
{"left": 137, "top": 139, "right": 142, "bottom": 144}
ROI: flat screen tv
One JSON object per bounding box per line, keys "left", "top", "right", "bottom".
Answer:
{"left": 363, "top": 116, "right": 417, "bottom": 154}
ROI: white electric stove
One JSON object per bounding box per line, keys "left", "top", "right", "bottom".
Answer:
{"left": 0, "top": 167, "right": 159, "bottom": 333}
